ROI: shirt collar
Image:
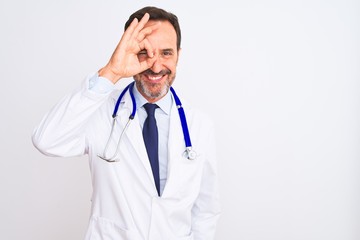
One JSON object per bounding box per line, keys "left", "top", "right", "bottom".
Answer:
{"left": 133, "top": 83, "right": 172, "bottom": 115}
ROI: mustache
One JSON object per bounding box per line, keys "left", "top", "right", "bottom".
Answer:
{"left": 142, "top": 69, "right": 171, "bottom": 75}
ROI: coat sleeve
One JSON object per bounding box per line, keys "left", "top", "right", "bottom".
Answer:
{"left": 191, "top": 120, "right": 221, "bottom": 240}
{"left": 32, "top": 74, "right": 113, "bottom": 157}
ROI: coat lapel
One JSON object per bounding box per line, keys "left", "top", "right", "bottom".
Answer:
{"left": 162, "top": 100, "right": 186, "bottom": 197}
{"left": 115, "top": 91, "right": 155, "bottom": 185}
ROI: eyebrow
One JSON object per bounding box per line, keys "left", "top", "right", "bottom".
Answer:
{"left": 162, "top": 48, "right": 175, "bottom": 52}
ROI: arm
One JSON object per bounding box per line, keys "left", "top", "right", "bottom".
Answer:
{"left": 32, "top": 74, "right": 113, "bottom": 157}
{"left": 191, "top": 123, "right": 221, "bottom": 240}
{"left": 32, "top": 12, "right": 158, "bottom": 157}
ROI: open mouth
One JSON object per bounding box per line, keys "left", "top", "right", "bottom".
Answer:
{"left": 142, "top": 69, "right": 170, "bottom": 83}
{"left": 146, "top": 74, "right": 164, "bottom": 82}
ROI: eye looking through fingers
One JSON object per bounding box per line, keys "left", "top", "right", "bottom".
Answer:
{"left": 137, "top": 38, "right": 154, "bottom": 58}
{"left": 138, "top": 50, "right": 147, "bottom": 55}
{"left": 138, "top": 49, "right": 148, "bottom": 58}
{"left": 137, "top": 49, "right": 153, "bottom": 62}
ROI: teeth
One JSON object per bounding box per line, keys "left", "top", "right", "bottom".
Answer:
{"left": 148, "top": 75, "right": 162, "bottom": 81}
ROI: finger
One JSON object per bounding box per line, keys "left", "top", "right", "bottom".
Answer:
{"left": 138, "top": 38, "right": 154, "bottom": 58}
{"left": 121, "top": 17, "right": 139, "bottom": 43}
{"left": 131, "top": 13, "right": 150, "bottom": 39}
{"left": 135, "top": 22, "right": 160, "bottom": 43}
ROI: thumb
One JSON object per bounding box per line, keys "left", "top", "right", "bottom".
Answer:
{"left": 139, "top": 57, "right": 156, "bottom": 72}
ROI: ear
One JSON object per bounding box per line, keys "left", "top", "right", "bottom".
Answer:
{"left": 176, "top": 48, "right": 182, "bottom": 64}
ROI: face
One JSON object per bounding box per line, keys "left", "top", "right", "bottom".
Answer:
{"left": 134, "top": 20, "right": 180, "bottom": 103}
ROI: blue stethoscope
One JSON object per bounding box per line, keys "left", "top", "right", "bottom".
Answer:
{"left": 98, "top": 81, "right": 197, "bottom": 162}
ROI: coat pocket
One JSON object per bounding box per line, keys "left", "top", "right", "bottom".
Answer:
{"left": 85, "top": 216, "right": 130, "bottom": 240}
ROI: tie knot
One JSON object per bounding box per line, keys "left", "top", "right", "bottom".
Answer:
{"left": 143, "top": 103, "right": 158, "bottom": 117}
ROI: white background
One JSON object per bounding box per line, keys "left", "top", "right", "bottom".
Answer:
{"left": 1, "top": 0, "right": 359, "bottom": 239}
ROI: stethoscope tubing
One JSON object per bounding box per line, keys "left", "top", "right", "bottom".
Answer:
{"left": 99, "top": 81, "right": 196, "bottom": 162}
{"left": 113, "top": 82, "right": 136, "bottom": 119}
{"left": 170, "top": 87, "right": 192, "bottom": 149}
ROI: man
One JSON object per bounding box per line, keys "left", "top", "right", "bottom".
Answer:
{"left": 32, "top": 6, "right": 221, "bottom": 240}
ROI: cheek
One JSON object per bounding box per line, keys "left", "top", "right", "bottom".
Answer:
{"left": 165, "top": 59, "right": 178, "bottom": 73}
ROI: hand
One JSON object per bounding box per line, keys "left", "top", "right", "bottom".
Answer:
{"left": 98, "top": 13, "right": 158, "bottom": 83}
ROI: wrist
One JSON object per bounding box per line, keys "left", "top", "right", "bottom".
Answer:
{"left": 98, "top": 66, "right": 123, "bottom": 84}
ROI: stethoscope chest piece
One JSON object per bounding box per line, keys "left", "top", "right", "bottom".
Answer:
{"left": 184, "top": 147, "right": 197, "bottom": 160}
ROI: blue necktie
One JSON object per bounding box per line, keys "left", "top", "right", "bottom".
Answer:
{"left": 143, "top": 103, "right": 160, "bottom": 196}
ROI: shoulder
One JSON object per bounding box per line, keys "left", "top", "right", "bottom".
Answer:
{"left": 181, "top": 99, "right": 215, "bottom": 130}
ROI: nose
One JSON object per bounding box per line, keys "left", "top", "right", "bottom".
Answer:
{"left": 150, "top": 55, "right": 163, "bottom": 73}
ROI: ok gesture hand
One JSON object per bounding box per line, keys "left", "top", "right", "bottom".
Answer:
{"left": 99, "top": 13, "right": 158, "bottom": 83}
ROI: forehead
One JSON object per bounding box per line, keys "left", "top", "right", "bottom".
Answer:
{"left": 145, "top": 20, "right": 177, "bottom": 47}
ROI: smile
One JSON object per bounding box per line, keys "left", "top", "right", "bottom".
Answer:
{"left": 142, "top": 69, "right": 171, "bottom": 82}
{"left": 147, "top": 75, "right": 164, "bottom": 81}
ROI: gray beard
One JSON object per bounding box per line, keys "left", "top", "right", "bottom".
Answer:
{"left": 137, "top": 80, "right": 170, "bottom": 99}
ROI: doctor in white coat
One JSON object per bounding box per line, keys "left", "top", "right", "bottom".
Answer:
{"left": 32, "top": 6, "right": 221, "bottom": 240}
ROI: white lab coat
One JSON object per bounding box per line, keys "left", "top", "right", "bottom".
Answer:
{"left": 32, "top": 75, "right": 221, "bottom": 240}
